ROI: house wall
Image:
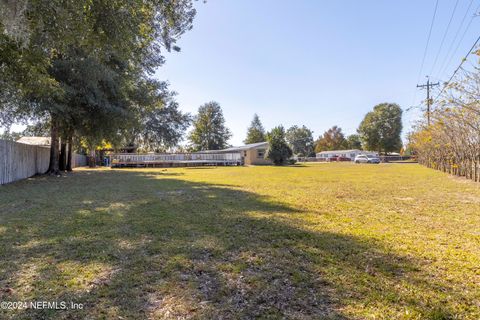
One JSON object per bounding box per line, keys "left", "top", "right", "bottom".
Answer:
{"left": 317, "top": 151, "right": 359, "bottom": 159}
{"left": 317, "top": 150, "right": 379, "bottom": 161}
{"left": 244, "top": 146, "right": 272, "bottom": 165}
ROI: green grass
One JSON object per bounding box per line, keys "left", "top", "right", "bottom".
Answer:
{"left": 0, "top": 163, "right": 479, "bottom": 319}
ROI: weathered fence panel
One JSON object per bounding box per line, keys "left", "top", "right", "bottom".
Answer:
{"left": 0, "top": 139, "right": 87, "bottom": 185}
{"left": 0, "top": 139, "right": 49, "bottom": 185}
{"left": 72, "top": 153, "right": 87, "bottom": 167}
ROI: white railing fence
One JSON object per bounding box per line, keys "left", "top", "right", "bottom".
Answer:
{"left": 111, "top": 152, "right": 242, "bottom": 165}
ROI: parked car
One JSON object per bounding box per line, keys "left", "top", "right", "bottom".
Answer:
{"left": 354, "top": 154, "right": 381, "bottom": 164}
{"left": 329, "top": 156, "right": 351, "bottom": 162}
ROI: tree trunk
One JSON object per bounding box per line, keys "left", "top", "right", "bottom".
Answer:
{"left": 47, "top": 115, "right": 60, "bottom": 175}
{"left": 88, "top": 149, "right": 96, "bottom": 168}
{"left": 66, "top": 134, "right": 73, "bottom": 172}
{"left": 59, "top": 139, "right": 67, "bottom": 171}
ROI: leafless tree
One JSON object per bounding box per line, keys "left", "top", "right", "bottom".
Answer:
{"left": 410, "top": 61, "right": 480, "bottom": 182}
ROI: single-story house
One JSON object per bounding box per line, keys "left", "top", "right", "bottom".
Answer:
{"left": 316, "top": 149, "right": 378, "bottom": 161}
{"left": 202, "top": 142, "right": 272, "bottom": 165}
{"left": 16, "top": 136, "right": 51, "bottom": 146}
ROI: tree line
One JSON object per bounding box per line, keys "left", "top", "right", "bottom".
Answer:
{"left": 409, "top": 64, "right": 480, "bottom": 182}
{"left": 0, "top": 0, "right": 196, "bottom": 173}
{"left": 1, "top": 1, "right": 404, "bottom": 169}
{"left": 189, "top": 101, "right": 403, "bottom": 165}
{"left": 240, "top": 102, "right": 403, "bottom": 162}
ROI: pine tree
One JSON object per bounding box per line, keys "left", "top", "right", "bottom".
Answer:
{"left": 244, "top": 114, "right": 266, "bottom": 144}
{"left": 188, "top": 102, "right": 232, "bottom": 151}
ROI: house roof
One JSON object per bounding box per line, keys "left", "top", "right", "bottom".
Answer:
{"left": 220, "top": 142, "right": 268, "bottom": 152}
{"left": 16, "top": 136, "right": 51, "bottom": 146}
{"left": 199, "top": 142, "right": 268, "bottom": 153}
{"left": 316, "top": 149, "right": 362, "bottom": 154}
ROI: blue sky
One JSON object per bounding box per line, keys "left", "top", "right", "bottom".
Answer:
{"left": 156, "top": 0, "right": 480, "bottom": 146}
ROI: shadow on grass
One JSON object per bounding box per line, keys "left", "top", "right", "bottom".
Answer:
{"left": 0, "top": 170, "right": 464, "bottom": 319}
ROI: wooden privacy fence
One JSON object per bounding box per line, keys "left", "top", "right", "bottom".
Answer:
{"left": 0, "top": 139, "right": 87, "bottom": 185}
{"left": 72, "top": 153, "right": 87, "bottom": 167}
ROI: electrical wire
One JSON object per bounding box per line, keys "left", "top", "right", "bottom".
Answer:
{"left": 416, "top": 0, "right": 440, "bottom": 83}
{"left": 429, "top": 0, "right": 460, "bottom": 76}
{"left": 411, "top": 0, "right": 440, "bottom": 108}
{"left": 434, "top": 34, "right": 480, "bottom": 101}
{"left": 436, "top": 0, "right": 476, "bottom": 79}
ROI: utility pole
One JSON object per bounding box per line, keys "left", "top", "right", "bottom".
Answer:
{"left": 417, "top": 76, "right": 439, "bottom": 126}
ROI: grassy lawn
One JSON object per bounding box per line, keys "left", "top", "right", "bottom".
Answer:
{"left": 0, "top": 163, "right": 479, "bottom": 319}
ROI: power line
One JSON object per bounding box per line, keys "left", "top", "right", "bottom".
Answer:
{"left": 436, "top": 0, "right": 476, "bottom": 79}
{"left": 416, "top": 0, "right": 440, "bottom": 83}
{"left": 439, "top": 4, "right": 480, "bottom": 78}
{"left": 406, "top": 104, "right": 422, "bottom": 112}
{"left": 360, "top": 107, "right": 416, "bottom": 127}
{"left": 411, "top": 0, "right": 440, "bottom": 108}
{"left": 429, "top": 0, "right": 460, "bottom": 76}
{"left": 434, "top": 33, "right": 480, "bottom": 101}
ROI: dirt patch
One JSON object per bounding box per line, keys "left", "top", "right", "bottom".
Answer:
{"left": 395, "top": 197, "right": 415, "bottom": 202}
{"left": 456, "top": 193, "right": 480, "bottom": 204}
{"left": 447, "top": 175, "right": 480, "bottom": 185}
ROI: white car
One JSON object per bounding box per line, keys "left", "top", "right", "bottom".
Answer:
{"left": 354, "top": 154, "right": 381, "bottom": 164}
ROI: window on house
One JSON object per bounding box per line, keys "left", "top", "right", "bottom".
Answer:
{"left": 257, "top": 149, "right": 265, "bottom": 158}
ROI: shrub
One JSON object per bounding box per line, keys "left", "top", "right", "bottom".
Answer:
{"left": 266, "top": 126, "right": 293, "bottom": 165}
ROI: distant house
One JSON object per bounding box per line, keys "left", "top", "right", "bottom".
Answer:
{"left": 202, "top": 142, "right": 272, "bottom": 165}
{"left": 316, "top": 149, "right": 378, "bottom": 161}
{"left": 16, "top": 136, "right": 51, "bottom": 147}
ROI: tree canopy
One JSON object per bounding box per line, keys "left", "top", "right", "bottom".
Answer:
{"left": 266, "top": 126, "right": 293, "bottom": 165}
{"left": 128, "top": 81, "right": 191, "bottom": 152}
{"left": 188, "top": 101, "right": 232, "bottom": 151}
{"left": 0, "top": 0, "right": 196, "bottom": 173}
{"left": 357, "top": 103, "right": 403, "bottom": 154}
{"left": 410, "top": 65, "right": 480, "bottom": 182}
{"left": 244, "top": 113, "right": 266, "bottom": 144}
{"left": 345, "top": 134, "right": 362, "bottom": 150}
{"left": 285, "top": 125, "right": 315, "bottom": 157}
{"left": 314, "top": 126, "right": 347, "bottom": 153}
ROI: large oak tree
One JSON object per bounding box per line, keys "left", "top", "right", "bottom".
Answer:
{"left": 1, "top": 0, "right": 196, "bottom": 173}
{"left": 357, "top": 103, "right": 403, "bottom": 154}
{"left": 286, "top": 125, "right": 314, "bottom": 157}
